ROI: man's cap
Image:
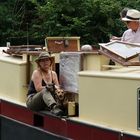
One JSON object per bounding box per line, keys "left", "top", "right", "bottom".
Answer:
{"left": 122, "top": 9, "right": 140, "bottom": 21}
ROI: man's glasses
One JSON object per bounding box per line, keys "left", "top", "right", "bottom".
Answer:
{"left": 126, "top": 21, "right": 131, "bottom": 24}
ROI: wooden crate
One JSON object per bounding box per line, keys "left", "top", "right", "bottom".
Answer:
{"left": 45, "top": 37, "right": 80, "bottom": 53}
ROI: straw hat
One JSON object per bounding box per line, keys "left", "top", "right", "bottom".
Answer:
{"left": 122, "top": 9, "right": 140, "bottom": 21}
{"left": 35, "top": 52, "right": 53, "bottom": 63}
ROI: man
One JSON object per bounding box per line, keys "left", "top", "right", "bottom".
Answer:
{"left": 121, "top": 9, "right": 140, "bottom": 44}
{"left": 110, "top": 7, "right": 130, "bottom": 41}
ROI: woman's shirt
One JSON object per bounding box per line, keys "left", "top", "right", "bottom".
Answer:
{"left": 27, "top": 80, "right": 46, "bottom": 97}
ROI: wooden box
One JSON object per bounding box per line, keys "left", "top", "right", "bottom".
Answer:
{"left": 45, "top": 37, "right": 80, "bottom": 53}
{"left": 99, "top": 41, "right": 140, "bottom": 66}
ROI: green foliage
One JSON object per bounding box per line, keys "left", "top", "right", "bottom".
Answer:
{"left": 33, "top": 0, "right": 121, "bottom": 45}
{"left": 0, "top": 0, "right": 140, "bottom": 46}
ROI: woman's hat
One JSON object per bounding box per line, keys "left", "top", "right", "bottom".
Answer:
{"left": 122, "top": 9, "right": 140, "bottom": 21}
{"left": 35, "top": 52, "right": 53, "bottom": 63}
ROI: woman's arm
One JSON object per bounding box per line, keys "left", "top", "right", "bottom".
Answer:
{"left": 32, "top": 70, "right": 46, "bottom": 92}
{"left": 52, "top": 71, "right": 60, "bottom": 89}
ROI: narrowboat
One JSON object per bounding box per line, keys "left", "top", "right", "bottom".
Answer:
{"left": 0, "top": 37, "right": 140, "bottom": 140}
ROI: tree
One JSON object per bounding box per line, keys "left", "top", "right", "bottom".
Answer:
{"left": 0, "top": 0, "right": 140, "bottom": 46}
{"left": 33, "top": 0, "right": 121, "bottom": 45}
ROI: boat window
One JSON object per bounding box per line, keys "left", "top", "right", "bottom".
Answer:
{"left": 137, "top": 88, "right": 140, "bottom": 130}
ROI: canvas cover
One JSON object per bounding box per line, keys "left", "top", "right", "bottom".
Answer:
{"left": 59, "top": 52, "right": 83, "bottom": 93}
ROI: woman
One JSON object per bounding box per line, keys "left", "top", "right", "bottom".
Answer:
{"left": 26, "top": 52, "right": 63, "bottom": 116}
